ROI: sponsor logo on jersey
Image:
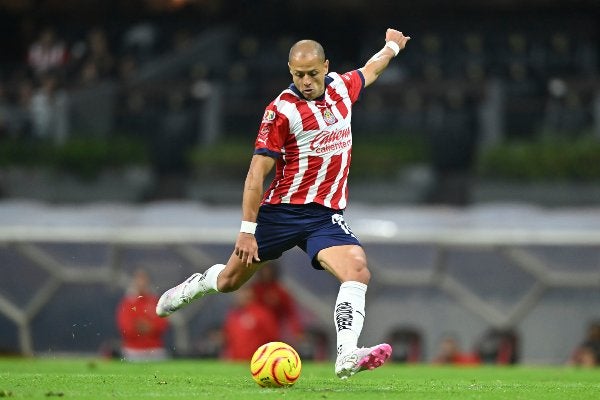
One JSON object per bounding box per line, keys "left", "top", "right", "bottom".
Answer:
{"left": 310, "top": 127, "right": 351, "bottom": 153}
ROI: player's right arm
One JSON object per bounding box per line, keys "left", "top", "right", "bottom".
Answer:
{"left": 234, "top": 154, "right": 276, "bottom": 266}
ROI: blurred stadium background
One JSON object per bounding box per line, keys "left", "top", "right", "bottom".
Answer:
{"left": 1, "top": 0, "right": 599, "bottom": 365}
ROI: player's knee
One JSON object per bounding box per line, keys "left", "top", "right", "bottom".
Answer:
{"left": 344, "top": 255, "right": 370, "bottom": 284}
{"left": 353, "top": 264, "right": 371, "bottom": 284}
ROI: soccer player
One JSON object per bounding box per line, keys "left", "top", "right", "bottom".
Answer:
{"left": 157, "top": 28, "right": 410, "bottom": 378}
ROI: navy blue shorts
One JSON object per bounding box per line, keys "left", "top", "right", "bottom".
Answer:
{"left": 255, "top": 203, "right": 361, "bottom": 270}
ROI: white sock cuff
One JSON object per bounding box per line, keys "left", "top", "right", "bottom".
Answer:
{"left": 205, "top": 263, "right": 226, "bottom": 292}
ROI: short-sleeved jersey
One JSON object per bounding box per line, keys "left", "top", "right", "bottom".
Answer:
{"left": 254, "top": 70, "right": 365, "bottom": 210}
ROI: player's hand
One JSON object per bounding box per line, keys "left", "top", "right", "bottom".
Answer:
{"left": 386, "top": 28, "right": 410, "bottom": 50}
{"left": 234, "top": 232, "right": 260, "bottom": 266}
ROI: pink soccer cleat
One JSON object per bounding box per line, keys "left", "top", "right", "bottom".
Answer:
{"left": 335, "top": 343, "right": 392, "bottom": 379}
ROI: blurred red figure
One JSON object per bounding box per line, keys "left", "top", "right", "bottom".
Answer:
{"left": 222, "top": 286, "right": 278, "bottom": 361}
{"left": 116, "top": 269, "right": 169, "bottom": 361}
{"left": 251, "top": 263, "right": 304, "bottom": 342}
{"left": 433, "top": 335, "right": 481, "bottom": 365}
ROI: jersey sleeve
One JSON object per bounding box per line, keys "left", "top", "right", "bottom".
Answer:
{"left": 254, "top": 102, "right": 289, "bottom": 158}
{"left": 339, "top": 69, "right": 365, "bottom": 103}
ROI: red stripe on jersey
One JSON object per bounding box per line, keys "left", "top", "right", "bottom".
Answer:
{"left": 326, "top": 85, "right": 349, "bottom": 119}
{"left": 295, "top": 101, "right": 319, "bottom": 131}
{"left": 264, "top": 135, "right": 300, "bottom": 204}
{"left": 290, "top": 156, "right": 324, "bottom": 203}
{"left": 281, "top": 91, "right": 320, "bottom": 131}
{"left": 314, "top": 153, "right": 343, "bottom": 201}
{"left": 328, "top": 152, "right": 352, "bottom": 207}
{"left": 280, "top": 92, "right": 298, "bottom": 104}
{"left": 255, "top": 99, "right": 291, "bottom": 155}
{"left": 341, "top": 70, "right": 364, "bottom": 103}
{"left": 263, "top": 157, "right": 287, "bottom": 204}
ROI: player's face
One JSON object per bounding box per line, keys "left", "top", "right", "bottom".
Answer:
{"left": 289, "top": 55, "right": 329, "bottom": 100}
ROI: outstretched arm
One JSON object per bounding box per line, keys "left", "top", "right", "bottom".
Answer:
{"left": 235, "top": 154, "right": 276, "bottom": 266}
{"left": 360, "top": 28, "right": 410, "bottom": 87}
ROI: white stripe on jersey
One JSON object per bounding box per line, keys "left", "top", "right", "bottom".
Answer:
{"left": 281, "top": 154, "right": 308, "bottom": 203}
{"left": 302, "top": 100, "right": 330, "bottom": 204}
{"left": 324, "top": 151, "right": 349, "bottom": 209}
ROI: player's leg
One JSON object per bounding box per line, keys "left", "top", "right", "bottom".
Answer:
{"left": 317, "top": 244, "right": 370, "bottom": 284}
{"left": 215, "top": 252, "right": 263, "bottom": 292}
{"left": 156, "top": 205, "right": 297, "bottom": 317}
{"left": 317, "top": 245, "right": 392, "bottom": 379}
{"left": 156, "top": 252, "right": 260, "bottom": 317}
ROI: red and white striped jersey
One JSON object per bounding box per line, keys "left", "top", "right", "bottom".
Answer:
{"left": 254, "top": 70, "right": 365, "bottom": 210}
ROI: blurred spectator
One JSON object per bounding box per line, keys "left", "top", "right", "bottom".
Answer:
{"left": 117, "top": 55, "right": 139, "bottom": 83}
{"left": 12, "top": 77, "right": 34, "bottom": 137}
{"left": 71, "top": 27, "right": 116, "bottom": 83}
{"left": 420, "top": 33, "right": 444, "bottom": 81}
{"left": 84, "top": 28, "right": 115, "bottom": 79}
{"left": 148, "top": 88, "right": 196, "bottom": 199}
{"left": 171, "top": 28, "right": 194, "bottom": 52}
{"left": 503, "top": 60, "right": 545, "bottom": 138}
{"left": 542, "top": 79, "right": 590, "bottom": 136}
{"left": 569, "top": 321, "right": 600, "bottom": 367}
{"left": 296, "top": 326, "right": 330, "bottom": 361}
{"left": 222, "top": 286, "right": 278, "bottom": 361}
{"left": 396, "top": 87, "right": 426, "bottom": 134}
{"left": 385, "top": 326, "right": 423, "bottom": 363}
{"left": 251, "top": 263, "right": 304, "bottom": 344}
{"left": 0, "top": 81, "right": 9, "bottom": 137}
{"left": 194, "top": 327, "right": 223, "bottom": 359}
{"left": 121, "top": 21, "right": 159, "bottom": 62}
{"left": 475, "top": 328, "right": 519, "bottom": 365}
{"left": 29, "top": 71, "right": 69, "bottom": 144}
{"left": 433, "top": 334, "right": 480, "bottom": 365}
{"left": 544, "top": 33, "right": 576, "bottom": 79}
{"left": 426, "top": 85, "right": 479, "bottom": 205}
{"left": 117, "top": 89, "right": 156, "bottom": 138}
{"left": 116, "top": 268, "right": 170, "bottom": 362}
{"left": 27, "top": 27, "right": 69, "bottom": 77}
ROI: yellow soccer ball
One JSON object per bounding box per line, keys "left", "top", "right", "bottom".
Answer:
{"left": 250, "top": 341, "right": 302, "bottom": 387}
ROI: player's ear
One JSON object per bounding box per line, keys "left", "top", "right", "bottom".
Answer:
{"left": 324, "top": 59, "right": 329, "bottom": 73}
{"left": 288, "top": 62, "right": 292, "bottom": 74}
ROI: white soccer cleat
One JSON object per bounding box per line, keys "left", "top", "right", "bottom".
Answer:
{"left": 156, "top": 272, "right": 213, "bottom": 317}
{"left": 335, "top": 343, "right": 392, "bottom": 379}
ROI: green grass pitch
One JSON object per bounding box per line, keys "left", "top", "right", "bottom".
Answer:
{"left": 1, "top": 358, "right": 599, "bottom": 399}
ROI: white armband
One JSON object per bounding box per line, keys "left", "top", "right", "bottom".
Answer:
{"left": 385, "top": 41, "right": 400, "bottom": 57}
{"left": 240, "top": 221, "right": 257, "bottom": 234}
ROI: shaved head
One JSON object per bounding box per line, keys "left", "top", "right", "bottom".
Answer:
{"left": 289, "top": 40, "right": 326, "bottom": 63}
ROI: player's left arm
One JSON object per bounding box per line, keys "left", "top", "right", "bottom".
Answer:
{"left": 360, "top": 28, "right": 410, "bottom": 87}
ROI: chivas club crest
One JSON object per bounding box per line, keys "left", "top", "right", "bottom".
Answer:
{"left": 322, "top": 109, "right": 338, "bottom": 125}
